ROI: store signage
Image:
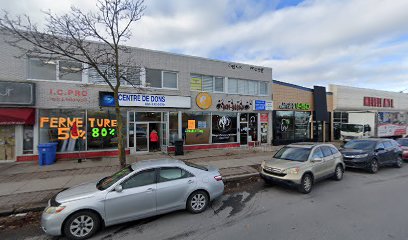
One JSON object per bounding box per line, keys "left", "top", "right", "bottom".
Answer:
{"left": 253, "top": 100, "right": 273, "bottom": 111}
{"left": 191, "top": 77, "right": 202, "bottom": 91}
{"left": 363, "top": 96, "right": 394, "bottom": 108}
{"left": 48, "top": 88, "right": 89, "bottom": 103}
{"left": 278, "top": 102, "right": 311, "bottom": 110}
{"left": 216, "top": 99, "right": 251, "bottom": 111}
{"left": 188, "top": 120, "right": 196, "bottom": 129}
{"left": 260, "top": 113, "right": 268, "bottom": 123}
{"left": 39, "top": 117, "right": 117, "bottom": 140}
{"left": 0, "top": 81, "right": 35, "bottom": 105}
{"left": 196, "top": 92, "right": 212, "bottom": 110}
{"left": 99, "top": 92, "right": 191, "bottom": 108}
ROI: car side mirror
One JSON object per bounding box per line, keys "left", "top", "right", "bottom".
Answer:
{"left": 311, "top": 157, "right": 323, "bottom": 163}
{"left": 114, "top": 185, "right": 123, "bottom": 193}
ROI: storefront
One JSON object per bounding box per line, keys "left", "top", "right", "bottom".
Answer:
{"left": 272, "top": 81, "right": 334, "bottom": 145}
{"left": 330, "top": 84, "right": 408, "bottom": 139}
{"left": 0, "top": 32, "right": 272, "bottom": 161}
{"left": 0, "top": 81, "right": 35, "bottom": 161}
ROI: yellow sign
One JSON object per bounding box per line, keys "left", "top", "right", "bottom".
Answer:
{"left": 188, "top": 120, "right": 196, "bottom": 129}
{"left": 191, "top": 77, "right": 202, "bottom": 91}
{"left": 196, "top": 92, "right": 212, "bottom": 110}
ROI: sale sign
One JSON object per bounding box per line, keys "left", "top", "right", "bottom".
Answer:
{"left": 40, "top": 117, "right": 117, "bottom": 140}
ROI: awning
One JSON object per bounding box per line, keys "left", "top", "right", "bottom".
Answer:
{"left": 0, "top": 108, "right": 35, "bottom": 125}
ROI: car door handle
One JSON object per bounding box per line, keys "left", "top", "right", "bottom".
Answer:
{"left": 146, "top": 188, "right": 155, "bottom": 192}
{"left": 188, "top": 180, "right": 194, "bottom": 184}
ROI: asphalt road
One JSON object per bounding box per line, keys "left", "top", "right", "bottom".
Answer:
{"left": 4, "top": 165, "right": 408, "bottom": 240}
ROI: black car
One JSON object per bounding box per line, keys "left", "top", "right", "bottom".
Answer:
{"left": 340, "top": 139, "right": 403, "bottom": 173}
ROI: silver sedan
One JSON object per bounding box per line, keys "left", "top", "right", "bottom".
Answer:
{"left": 41, "top": 159, "right": 224, "bottom": 240}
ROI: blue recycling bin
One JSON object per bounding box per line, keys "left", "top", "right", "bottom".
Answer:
{"left": 38, "top": 143, "right": 58, "bottom": 166}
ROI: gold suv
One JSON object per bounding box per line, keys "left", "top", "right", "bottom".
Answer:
{"left": 260, "top": 143, "right": 345, "bottom": 193}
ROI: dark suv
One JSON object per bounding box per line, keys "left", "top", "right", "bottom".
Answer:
{"left": 340, "top": 139, "right": 403, "bottom": 173}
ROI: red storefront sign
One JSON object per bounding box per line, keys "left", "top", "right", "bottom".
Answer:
{"left": 363, "top": 97, "right": 394, "bottom": 108}
{"left": 260, "top": 113, "right": 268, "bottom": 123}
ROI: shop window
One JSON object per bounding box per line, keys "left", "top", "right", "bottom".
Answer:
{"left": 227, "top": 78, "right": 264, "bottom": 96}
{"left": 214, "top": 77, "right": 224, "bottom": 92}
{"left": 259, "top": 82, "right": 268, "bottom": 95}
{"left": 23, "top": 125, "right": 34, "bottom": 154}
{"left": 295, "top": 111, "right": 311, "bottom": 140}
{"left": 89, "top": 65, "right": 139, "bottom": 86}
{"left": 28, "top": 58, "right": 83, "bottom": 82}
{"left": 182, "top": 112, "right": 211, "bottom": 145}
{"left": 212, "top": 113, "right": 238, "bottom": 143}
{"left": 59, "top": 61, "right": 82, "bottom": 81}
{"left": 87, "top": 110, "right": 118, "bottom": 150}
{"left": 169, "top": 112, "right": 178, "bottom": 146}
{"left": 39, "top": 109, "right": 86, "bottom": 152}
{"left": 274, "top": 111, "right": 295, "bottom": 141}
{"left": 163, "top": 71, "right": 178, "bottom": 88}
{"left": 28, "top": 59, "right": 57, "bottom": 80}
{"left": 190, "top": 74, "right": 224, "bottom": 93}
{"left": 146, "top": 68, "right": 177, "bottom": 89}
{"left": 135, "top": 112, "right": 162, "bottom": 122}
{"left": 248, "top": 113, "right": 258, "bottom": 142}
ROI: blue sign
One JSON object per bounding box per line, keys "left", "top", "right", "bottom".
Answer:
{"left": 253, "top": 100, "right": 273, "bottom": 111}
{"left": 100, "top": 92, "right": 115, "bottom": 107}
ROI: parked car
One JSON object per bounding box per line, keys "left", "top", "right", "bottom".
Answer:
{"left": 340, "top": 139, "right": 403, "bottom": 173}
{"left": 397, "top": 138, "right": 408, "bottom": 161}
{"left": 260, "top": 143, "right": 345, "bottom": 194}
{"left": 41, "top": 159, "right": 224, "bottom": 240}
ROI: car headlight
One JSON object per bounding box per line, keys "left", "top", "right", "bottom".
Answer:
{"left": 283, "top": 167, "right": 300, "bottom": 174}
{"left": 44, "top": 206, "right": 66, "bottom": 214}
{"left": 261, "top": 161, "right": 266, "bottom": 168}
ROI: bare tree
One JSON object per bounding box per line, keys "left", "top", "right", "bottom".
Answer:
{"left": 0, "top": 0, "right": 146, "bottom": 167}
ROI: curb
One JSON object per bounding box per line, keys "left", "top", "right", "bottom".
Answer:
{"left": 223, "top": 172, "right": 260, "bottom": 183}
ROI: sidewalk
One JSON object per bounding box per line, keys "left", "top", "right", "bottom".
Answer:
{"left": 0, "top": 145, "right": 281, "bottom": 216}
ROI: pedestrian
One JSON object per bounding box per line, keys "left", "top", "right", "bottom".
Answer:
{"left": 150, "top": 129, "right": 159, "bottom": 151}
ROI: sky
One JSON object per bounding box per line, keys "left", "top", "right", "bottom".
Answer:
{"left": 1, "top": 0, "right": 408, "bottom": 92}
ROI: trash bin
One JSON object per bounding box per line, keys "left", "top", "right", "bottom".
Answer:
{"left": 175, "top": 139, "right": 184, "bottom": 156}
{"left": 38, "top": 143, "right": 58, "bottom": 166}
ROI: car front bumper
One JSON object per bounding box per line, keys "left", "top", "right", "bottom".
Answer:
{"left": 259, "top": 169, "right": 301, "bottom": 185}
{"left": 41, "top": 210, "right": 67, "bottom": 236}
{"left": 343, "top": 157, "right": 370, "bottom": 169}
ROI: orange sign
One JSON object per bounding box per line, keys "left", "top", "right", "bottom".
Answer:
{"left": 196, "top": 92, "right": 212, "bottom": 110}
{"left": 188, "top": 120, "right": 196, "bottom": 129}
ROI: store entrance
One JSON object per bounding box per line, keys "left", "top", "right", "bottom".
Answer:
{"left": 131, "top": 122, "right": 162, "bottom": 153}
{"left": 0, "top": 126, "right": 15, "bottom": 161}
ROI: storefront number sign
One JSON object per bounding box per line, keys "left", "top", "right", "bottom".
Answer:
{"left": 278, "top": 102, "right": 311, "bottom": 111}
{"left": 40, "top": 117, "right": 117, "bottom": 140}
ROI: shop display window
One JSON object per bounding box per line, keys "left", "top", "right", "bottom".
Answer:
{"left": 39, "top": 109, "right": 86, "bottom": 152}
{"left": 169, "top": 112, "right": 178, "bottom": 146}
{"left": 87, "top": 110, "right": 118, "bottom": 150}
{"left": 23, "top": 125, "right": 34, "bottom": 154}
{"left": 295, "top": 111, "right": 311, "bottom": 140}
{"left": 212, "top": 113, "right": 238, "bottom": 143}
{"left": 182, "top": 112, "right": 211, "bottom": 145}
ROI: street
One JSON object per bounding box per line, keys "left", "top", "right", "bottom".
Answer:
{"left": 2, "top": 165, "right": 408, "bottom": 240}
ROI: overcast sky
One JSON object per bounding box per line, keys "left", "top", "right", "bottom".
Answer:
{"left": 1, "top": 0, "right": 408, "bottom": 92}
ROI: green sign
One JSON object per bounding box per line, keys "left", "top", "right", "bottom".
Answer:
{"left": 278, "top": 102, "right": 311, "bottom": 110}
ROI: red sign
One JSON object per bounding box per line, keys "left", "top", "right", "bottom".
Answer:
{"left": 363, "top": 97, "right": 393, "bottom": 108}
{"left": 260, "top": 113, "right": 268, "bottom": 122}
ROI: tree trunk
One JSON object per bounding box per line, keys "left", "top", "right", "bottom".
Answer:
{"left": 114, "top": 91, "right": 126, "bottom": 167}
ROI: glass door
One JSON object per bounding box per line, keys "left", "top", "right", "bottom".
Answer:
{"left": 135, "top": 123, "right": 149, "bottom": 152}
{"left": 0, "top": 126, "right": 15, "bottom": 161}
{"left": 161, "top": 112, "right": 169, "bottom": 153}
{"left": 240, "top": 122, "right": 248, "bottom": 145}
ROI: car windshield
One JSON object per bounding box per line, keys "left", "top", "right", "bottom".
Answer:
{"left": 341, "top": 124, "right": 364, "bottom": 133}
{"left": 344, "top": 140, "right": 376, "bottom": 150}
{"left": 274, "top": 147, "right": 311, "bottom": 162}
{"left": 397, "top": 139, "right": 408, "bottom": 147}
{"left": 96, "top": 166, "right": 133, "bottom": 190}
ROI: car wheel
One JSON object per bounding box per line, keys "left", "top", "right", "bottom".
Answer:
{"left": 298, "top": 174, "right": 313, "bottom": 194}
{"left": 333, "top": 164, "right": 344, "bottom": 181}
{"left": 369, "top": 159, "right": 379, "bottom": 174}
{"left": 187, "top": 191, "right": 209, "bottom": 214}
{"left": 395, "top": 156, "right": 403, "bottom": 168}
{"left": 63, "top": 211, "right": 100, "bottom": 240}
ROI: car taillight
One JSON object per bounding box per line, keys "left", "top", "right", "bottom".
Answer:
{"left": 214, "top": 175, "right": 223, "bottom": 181}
